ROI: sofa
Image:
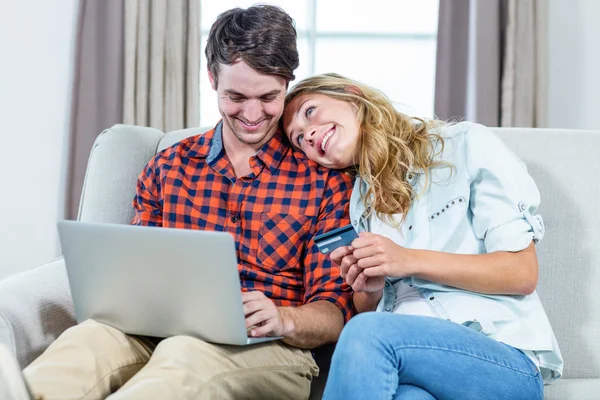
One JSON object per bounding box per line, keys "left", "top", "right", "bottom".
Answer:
{"left": 0, "top": 124, "right": 598, "bottom": 399}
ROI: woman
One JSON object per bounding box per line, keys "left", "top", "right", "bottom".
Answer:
{"left": 282, "top": 73, "right": 562, "bottom": 400}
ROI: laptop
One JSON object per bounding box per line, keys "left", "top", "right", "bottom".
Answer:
{"left": 57, "top": 220, "right": 281, "bottom": 346}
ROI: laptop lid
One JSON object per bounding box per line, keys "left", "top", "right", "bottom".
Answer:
{"left": 57, "top": 220, "right": 277, "bottom": 346}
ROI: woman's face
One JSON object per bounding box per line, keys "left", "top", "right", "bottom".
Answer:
{"left": 283, "top": 93, "right": 360, "bottom": 169}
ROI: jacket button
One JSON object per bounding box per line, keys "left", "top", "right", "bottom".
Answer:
{"left": 353, "top": 220, "right": 358, "bottom": 226}
{"left": 384, "top": 307, "right": 391, "bottom": 312}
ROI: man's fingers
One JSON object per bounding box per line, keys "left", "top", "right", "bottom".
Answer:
{"left": 243, "top": 299, "right": 267, "bottom": 316}
{"left": 242, "top": 291, "right": 266, "bottom": 302}
{"left": 249, "top": 320, "right": 278, "bottom": 337}
{"left": 245, "top": 309, "right": 273, "bottom": 329}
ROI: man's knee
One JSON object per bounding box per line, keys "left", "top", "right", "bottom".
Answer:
{"left": 153, "top": 335, "right": 208, "bottom": 358}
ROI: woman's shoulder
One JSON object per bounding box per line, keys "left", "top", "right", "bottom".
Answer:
{"left": 434, "top": 120, "right": 490, "bottom": 139}
{"left": 430, "top": 121, "right": 504, "bottom": 159}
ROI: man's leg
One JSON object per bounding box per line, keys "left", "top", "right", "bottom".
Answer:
{"left": 23, "top": 319, "right": 155, "bottom": 400}
{"left": 323, "top": 313, "right": 544, "bottom": 400}
{"left": 108, "top": 336, "right": 319, "bottom": 400}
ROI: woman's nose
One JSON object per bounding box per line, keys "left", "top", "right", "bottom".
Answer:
{"left": 305, "top": 127, "right": 317, "bottom": 143}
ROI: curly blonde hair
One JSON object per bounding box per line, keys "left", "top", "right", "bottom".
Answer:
{"left": 285, "top": 73, "right": 450, "bottom": 222}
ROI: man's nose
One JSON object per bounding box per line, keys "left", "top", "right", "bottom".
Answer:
{"left": 242, "top": 99, "right": 262, "bottom": 122}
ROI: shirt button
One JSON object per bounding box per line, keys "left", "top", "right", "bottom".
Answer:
{"left": 231, "top": 216, "right": 239, "bottom": 223}
{"left": 384, "top": 307, "right": 391, "bottom": 312}
{"left": 429, "top": 296, "right": 435, "bottom": 301}
{"left": 353, "top": 220, "right": 358, "bottom": 226}
{"left": 408, "top": 225, "right": 412, "bottom": 230}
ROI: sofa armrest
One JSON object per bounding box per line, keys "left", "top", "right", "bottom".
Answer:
{"left": 0, "top": 257, "right": 76, "bottom": 368}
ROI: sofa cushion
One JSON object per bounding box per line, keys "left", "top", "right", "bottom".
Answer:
{"left": 545, "top": 379, "right": 600, "bottom": 399}
{"left": 78, "top": 124, "right": 164, "bottom": 224}
{"left": 0, "top": 258, "right": 75, "bottom": 368}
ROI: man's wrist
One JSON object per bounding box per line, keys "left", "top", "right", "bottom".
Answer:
{"left": 277, "top": 307, "right": 296, "bottom": 336}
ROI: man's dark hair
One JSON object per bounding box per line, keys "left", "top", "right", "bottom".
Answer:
{"left": 205, "top": 5, "right": 299, "bottom": 88}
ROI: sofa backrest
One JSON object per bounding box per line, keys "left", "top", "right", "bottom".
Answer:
{"left": 494, "top": 128, "right": 600, "bottom": 379}
{"left": 79, "top": 124, "right": 600, "bottom": 379}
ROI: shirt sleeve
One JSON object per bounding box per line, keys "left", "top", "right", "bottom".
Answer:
{"left": 302, "top": 170, "right": 355, "bottom": 321}
{"left": 131, "top": 155, "right": 163, "bottom": 227}
{"left": 465, "top": 123, "right": 545, "bottom": 253}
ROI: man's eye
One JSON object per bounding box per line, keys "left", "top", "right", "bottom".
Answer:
{"left": 229, "top": 97, "right": 244, "bottom": 102}
{"left": 261, "top": 96, "right": 276, "bottom": 102}
{"left": 305, "top": 106, "right": 315, "bottom": 118}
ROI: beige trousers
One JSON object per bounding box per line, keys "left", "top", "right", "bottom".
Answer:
{"left": 23, "top": 320, "right": 318, "bottom": 400}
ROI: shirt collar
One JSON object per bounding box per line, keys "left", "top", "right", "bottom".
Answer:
{"left": 182, "top": 121, "right": 221, "bottom": 160}
{"left": 253, "top": 129, "right": 289, "bottom": 173}
{"left": 183, "top": 121, "right": 289, "bottom": 173}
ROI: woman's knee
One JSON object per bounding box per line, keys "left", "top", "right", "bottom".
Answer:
{"left": 334, "top": 312, "right": 390, "bottom": 357}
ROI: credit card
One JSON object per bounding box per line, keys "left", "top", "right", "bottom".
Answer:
{"left": 314, "top": 224, "right": 359, "bottom": 254}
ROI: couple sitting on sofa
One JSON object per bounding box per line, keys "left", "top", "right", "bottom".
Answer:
{"left": 1, "top": 5, "right": 562, "bottom": 400}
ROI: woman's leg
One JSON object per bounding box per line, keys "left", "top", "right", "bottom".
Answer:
{"left": 394, "top": 385, "right": 436, "bottom": 400}
{"left": 323, "top": 313, "right": 543, "bottom": 400}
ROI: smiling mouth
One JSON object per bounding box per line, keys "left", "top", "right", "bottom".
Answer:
{"left": 238, "top": 119, "right": 266, "bottom": 131}
{"left": 318, "top": 126, "right": 336, "bottom": 156}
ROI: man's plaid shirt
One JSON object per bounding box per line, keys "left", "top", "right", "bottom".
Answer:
{"left": 132, "top": 122, "right": 354, "bottom": 320}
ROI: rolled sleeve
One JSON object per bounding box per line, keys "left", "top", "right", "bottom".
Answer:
{"left": 465, "top": 124, "right": 544, "bottom": 253}
{"left": 303, "top": 171, "right": 354, "bottom": 321}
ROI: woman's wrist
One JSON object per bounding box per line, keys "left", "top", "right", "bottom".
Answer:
{"left": 391, "top": 247, "right": 422, "bottom": 278}
{"left": 354, "top": 290, "right": 383, "bottom": 313}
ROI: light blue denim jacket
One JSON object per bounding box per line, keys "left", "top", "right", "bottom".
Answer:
{"left": 349, "top": 122, "right": 563, "bottom": 383}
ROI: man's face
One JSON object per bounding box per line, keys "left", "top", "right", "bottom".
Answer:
{"left": 209, "top": 61, "right": 287, "bottom": 149}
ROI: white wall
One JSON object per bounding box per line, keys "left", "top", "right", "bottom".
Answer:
{"left": 0, "top": 1, "right": 78, "bottom": 278}
{"left": 547, "top": 0, "right": 600, "bottom": 130}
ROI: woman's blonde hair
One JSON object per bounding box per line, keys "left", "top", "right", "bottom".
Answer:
{"left": 285, "top": 73, "right": 449, "bottom": 222}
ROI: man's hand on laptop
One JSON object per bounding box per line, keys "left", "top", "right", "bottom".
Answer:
{"left": 242, "top": 291, "right": 294, "bottom": 338}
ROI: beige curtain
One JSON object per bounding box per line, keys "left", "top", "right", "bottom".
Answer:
{"left": 67, "top": 0, "right": 125, "bottom": 220}
{"left": 434, "top": 0, "right": 548, "bottom": 128}
{"left": 501, "top": 0, "right": 548, "bottom": 127}
{"left": 124, "top": 0, "right": 200, "bottom": 131}
{"left": 434, "top": 0, "right": 503, "bottom": 126}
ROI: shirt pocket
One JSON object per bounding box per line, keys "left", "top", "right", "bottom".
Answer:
{"left": 427, "top": 195, "right": 469, "bottom": 251}
{"left": 258, "top": 212, "right": 312, "bottom": 273}
{"left": 429, "top": 196, "right": 468, "bottom": 223}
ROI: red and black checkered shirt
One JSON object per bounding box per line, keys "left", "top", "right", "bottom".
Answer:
{"left": 132, "top": 122, "right": 354, "bottom": 320}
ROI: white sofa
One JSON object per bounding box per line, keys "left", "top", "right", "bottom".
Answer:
{"left": 0, "top": 125, "right": 598, "bottom": 399}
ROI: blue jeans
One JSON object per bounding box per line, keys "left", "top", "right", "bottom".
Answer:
{"left": 323, "top": 313, "right": 543, "bottom": 400}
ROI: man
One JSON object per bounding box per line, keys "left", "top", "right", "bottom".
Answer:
{"left": 1, "top": 5, "right": 353, "bottom": 400}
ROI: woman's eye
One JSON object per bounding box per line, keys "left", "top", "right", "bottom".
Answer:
{"left": 297, "top": 134, "right": 304, "bottom": 146}
{"left": 305, "top": 106, "right": 315, "bottom": 118}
